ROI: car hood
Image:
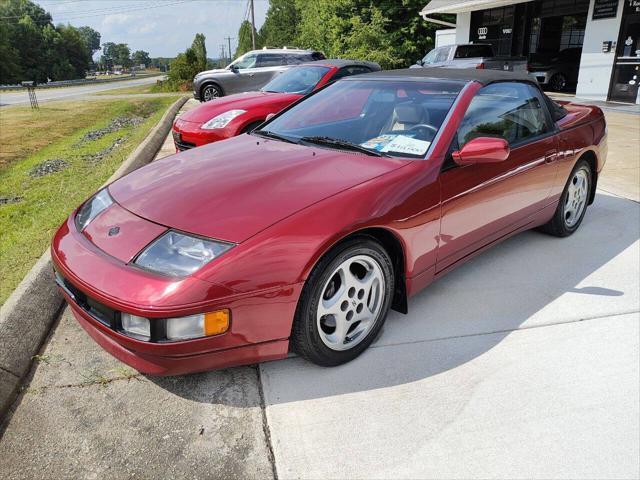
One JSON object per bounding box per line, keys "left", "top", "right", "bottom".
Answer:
{"left": 108, "top": 135, "right": 410, "bottom": 243}
{"left": 178, "top": 91, "right": 302, "bottom": 124}
{"left": 196, "top": 68, "right": 227, "bottom": 77}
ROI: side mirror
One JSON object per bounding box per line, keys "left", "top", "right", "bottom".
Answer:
{"left": 265, "top": 113, "right": 276, "bottom": 121}
{"left": 452, "top": 137, "right": 510, "bottom": 166}
{"left": 229, "top": 64, "right": 239, "bottom": 72}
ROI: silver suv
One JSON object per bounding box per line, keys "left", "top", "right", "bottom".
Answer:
{"left": 193, "top": 48, "right": 325, "bottom": 102}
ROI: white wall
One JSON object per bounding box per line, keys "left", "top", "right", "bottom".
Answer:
{"left": 456, "top": 12, "right": 472, "bottom": 44}
{"left": 435, "top": 29, "right": 457, "bottom": 48}
{"left": 576, "top": 0, "right": 625, "bottom": 101}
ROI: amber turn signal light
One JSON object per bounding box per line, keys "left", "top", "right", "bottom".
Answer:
{"left": 204, "top": 309, "right": 230, "bottom": 336}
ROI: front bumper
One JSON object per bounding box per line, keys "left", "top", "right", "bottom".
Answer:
{"left": 51, "top": 215, "right": 300, "bottom": 375}
{"left": 172, "top": 121, "right": 233, "bottom": 151}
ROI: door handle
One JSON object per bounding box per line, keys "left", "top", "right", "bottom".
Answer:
{"left": 544, "top": 150, "right": 557, "bottom": 164}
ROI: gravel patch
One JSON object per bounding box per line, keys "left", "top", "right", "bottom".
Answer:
{"left": 28, "top": 159, "right": 68, "bottom": 178}
{"left": 81, "top": 116, "right": 144, "bottom": 143}
{"left": 0, "top": 195, "right": 23, "bottom": 205}
{"left": 82, "top": 137, "right": 127, "bottom": 164}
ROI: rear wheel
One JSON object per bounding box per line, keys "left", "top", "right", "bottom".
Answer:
{"left": 201, "top": 83, "right": 222, "bottom": 101}
{"left": 291, "top": 237, "right": 394, "bottom": 366}
{"left": 540, "top": 159, "right": 592, "bottom": 237}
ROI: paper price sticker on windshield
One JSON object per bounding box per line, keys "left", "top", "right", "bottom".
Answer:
{"left": 360, "top": 135, "right": 395, "bottom": 151}
{"left": 381, "top": 135, "right": 431, "bottom": 156}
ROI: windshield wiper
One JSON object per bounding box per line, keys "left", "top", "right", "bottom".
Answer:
{"left": 299, "top": 136, "right": 386, "bottom": 157}
{"left": 253, "top": 129, "right": 298, "bottom": 144}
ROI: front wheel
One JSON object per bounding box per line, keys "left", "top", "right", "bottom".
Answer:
{"left": 291, "top": 237, "right": 394, "bottom": 366}
{"left": 540, "top": 159, "right": 592, "bottom": 237}
{"left": 550, "top": 73, "right": 567, "bottom": 92}
{"left": 201, "top": 84, "right": 222, "bottom": 102}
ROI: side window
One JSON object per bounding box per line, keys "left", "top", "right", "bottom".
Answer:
{"left": 257, "top": 54, "right": 285, "bottom": 67}
{"left": 232, "top": 53, "right": 257, "bottom": 69}
{"left": 422, "top": 49, "right": 439, "bottom": 65}
{"left": 457, "top": 82, "right": 551, "bottom": 148}
{"left": 434, "top": 46, "right": 452, "bottom": 63}
{"left": 286, "top": 55, "right": 305, "bottom": 65}
{"left": 332, "top": 66, "right": 372, "bottom": 81}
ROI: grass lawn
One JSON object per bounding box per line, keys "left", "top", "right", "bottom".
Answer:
{"left": 94, "top": 83, "right": 156, "bottom": 95}
{"left": 0, "top": 96, "right": 179, "bottom": 304}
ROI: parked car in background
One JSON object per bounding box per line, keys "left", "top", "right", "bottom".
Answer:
{"left": 52, "top": 68, "right": 606, "bottom": 375}
{"left": 174, "top": 59, "right": 380, "bottom": 151}
{"left": 193, "top": 48, "right": 326, "bottom": 102}
{"left": 528, "top": 47, "right": 582, "bottom": 92}
{"left": 412, "top": 43, "right": 528, "bottom": 72}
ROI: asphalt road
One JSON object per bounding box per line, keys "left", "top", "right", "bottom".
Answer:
{"left": 0, "top": 107, "right": 638, "bottom": 479}
{"left": 0, "top": 75, "right": 164, "bottom": 107}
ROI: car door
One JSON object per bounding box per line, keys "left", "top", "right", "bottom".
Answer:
{"left": 250, "top": 53, "right": 287, "bottom": 90}
{"left": 437, "top": 82, "right": 559, "bottom": 272}
{"left": 227, "top": 52, "right": 259, "bottom": 94}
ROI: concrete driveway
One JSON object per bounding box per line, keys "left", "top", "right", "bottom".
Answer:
{"left": 0, "top": 75, "right": 163, "bottom": 107}
{"left": 0, "top": 109, "right": 638, "bottom": 479}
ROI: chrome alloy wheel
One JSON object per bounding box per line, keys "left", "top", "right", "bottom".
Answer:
{"left": 316, "top": 255, "right": 385, "bottom": 351}
{"left": 564, "top": 168, "right": 589, "bottom": 228}
{"left": 203, "top": 85, "right": 220, "bottom": 101}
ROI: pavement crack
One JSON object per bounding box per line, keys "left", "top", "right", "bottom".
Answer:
{"left": 25, "top": 372, "right": 142, "bottom": 395}
{"left": 370, "top": 309, "right": 640, "bottom": 351}
{"left": 256, "top": 364, "right": 278, "bottom": 480}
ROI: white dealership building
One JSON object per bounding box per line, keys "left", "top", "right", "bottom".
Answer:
{"left": 421, "top": 0, "right": 640, "bottom": 104}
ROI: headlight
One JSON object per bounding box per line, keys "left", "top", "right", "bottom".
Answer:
{"left": 166, "top": 310, "right": 230, "bottom": 340}
{"left": 134, "top": 230, "right": 233, "bottom": 277}
{"left": 121, "top": 313, "right": 150, "bottom": 340}
{"left": 201, "top": 109, "right": 246, "bottom": 129}
{"left": 75, "top": 188, "right": 113, "bottom": 231}
{"left": 119, "top": 310, "right": 229, "bottom": 341}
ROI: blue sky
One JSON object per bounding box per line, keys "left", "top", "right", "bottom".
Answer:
{"left": 36, "top": 0, "right": 269, "bottom": 58}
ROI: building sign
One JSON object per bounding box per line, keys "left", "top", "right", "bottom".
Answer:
{"left": 592, "top": 0, "right": 619, "bottom": 19}
{"left": 625, "top": 0, "right": 640, "bottom": 14}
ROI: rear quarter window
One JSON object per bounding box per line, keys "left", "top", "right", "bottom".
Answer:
{"left": 455, "top": 45, "right": 494, "bottom": 58}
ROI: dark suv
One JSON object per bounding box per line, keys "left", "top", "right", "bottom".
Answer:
{"left": 193, "top": 48, "right": 325, "bottom": 101}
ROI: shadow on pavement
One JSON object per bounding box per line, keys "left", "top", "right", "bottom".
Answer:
{"left": 152, "top": 193, "right": 640, "bottom": 406}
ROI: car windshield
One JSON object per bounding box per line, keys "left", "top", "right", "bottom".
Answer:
{"left": 262, "top": 66, "right": 331, "bottom": 94}
{"left": 256, "top": 79, "right": 463, "bottom": 159}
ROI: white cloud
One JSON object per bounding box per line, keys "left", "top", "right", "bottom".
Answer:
{"left": 39, "top": 0, "right": 269, "bottom": 58}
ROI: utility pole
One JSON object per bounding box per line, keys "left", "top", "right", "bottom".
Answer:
{"left": 250, "top": 0, "right": 256, "bottom": 50}
{"left": 225, "top": 36, "right": 234, "bottom": 63}
{"left": 219, "top": 45, "right": 226, "bottom": 67}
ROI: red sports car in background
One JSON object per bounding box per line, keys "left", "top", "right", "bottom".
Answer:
{"left": 172, "top": 59, "right": 380, "bottom": 151}
{"left": 52, "top": 68, "right": 606, "bottom": 375}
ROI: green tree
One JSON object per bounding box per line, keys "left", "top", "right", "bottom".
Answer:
{"left": 191, "top": 33, "right": 207, "bottom": 71}
{"left": 235, "top": 20, "right": 261, "bottom": 58}
{"left": 78, "top": 26, "right": 101, "bottom": 56}
{"left": 0, "top": 0, "right": 100, "bottom": 82}
{"left": 259, "top": 0, "right": 299, "bottom": 48}
{"left": 131, "top": 50, "right": 151, "bottom": 67}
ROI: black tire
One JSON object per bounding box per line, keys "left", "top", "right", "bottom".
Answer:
{"left": 549, "top": 73, "right": 567, "bottom": 92}
{"left": 291, "top": 236, "right": 394, "bottom": 367}
{"left": 539, "top": 159, "right": 592, "bottom": 237}
{"left": 240, "top": 120, "right": 263, "bottom": 134}
{"left": 201, "top": 83, "right": 223, "bottom": 102}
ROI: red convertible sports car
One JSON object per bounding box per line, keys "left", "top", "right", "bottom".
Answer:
{"left": 172, "top": 59, "right": 380, "bottom": 151}
{"left": 52, "top": 68, "right": 606, "bottom": 375}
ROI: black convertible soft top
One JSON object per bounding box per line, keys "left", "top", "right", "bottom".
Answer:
{"left": 352, "top": 67, "right": 536, "bottom": 85}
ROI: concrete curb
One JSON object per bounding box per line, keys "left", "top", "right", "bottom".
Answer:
{"left": 0, "top": 96, "right": 188, "bottom": 417}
